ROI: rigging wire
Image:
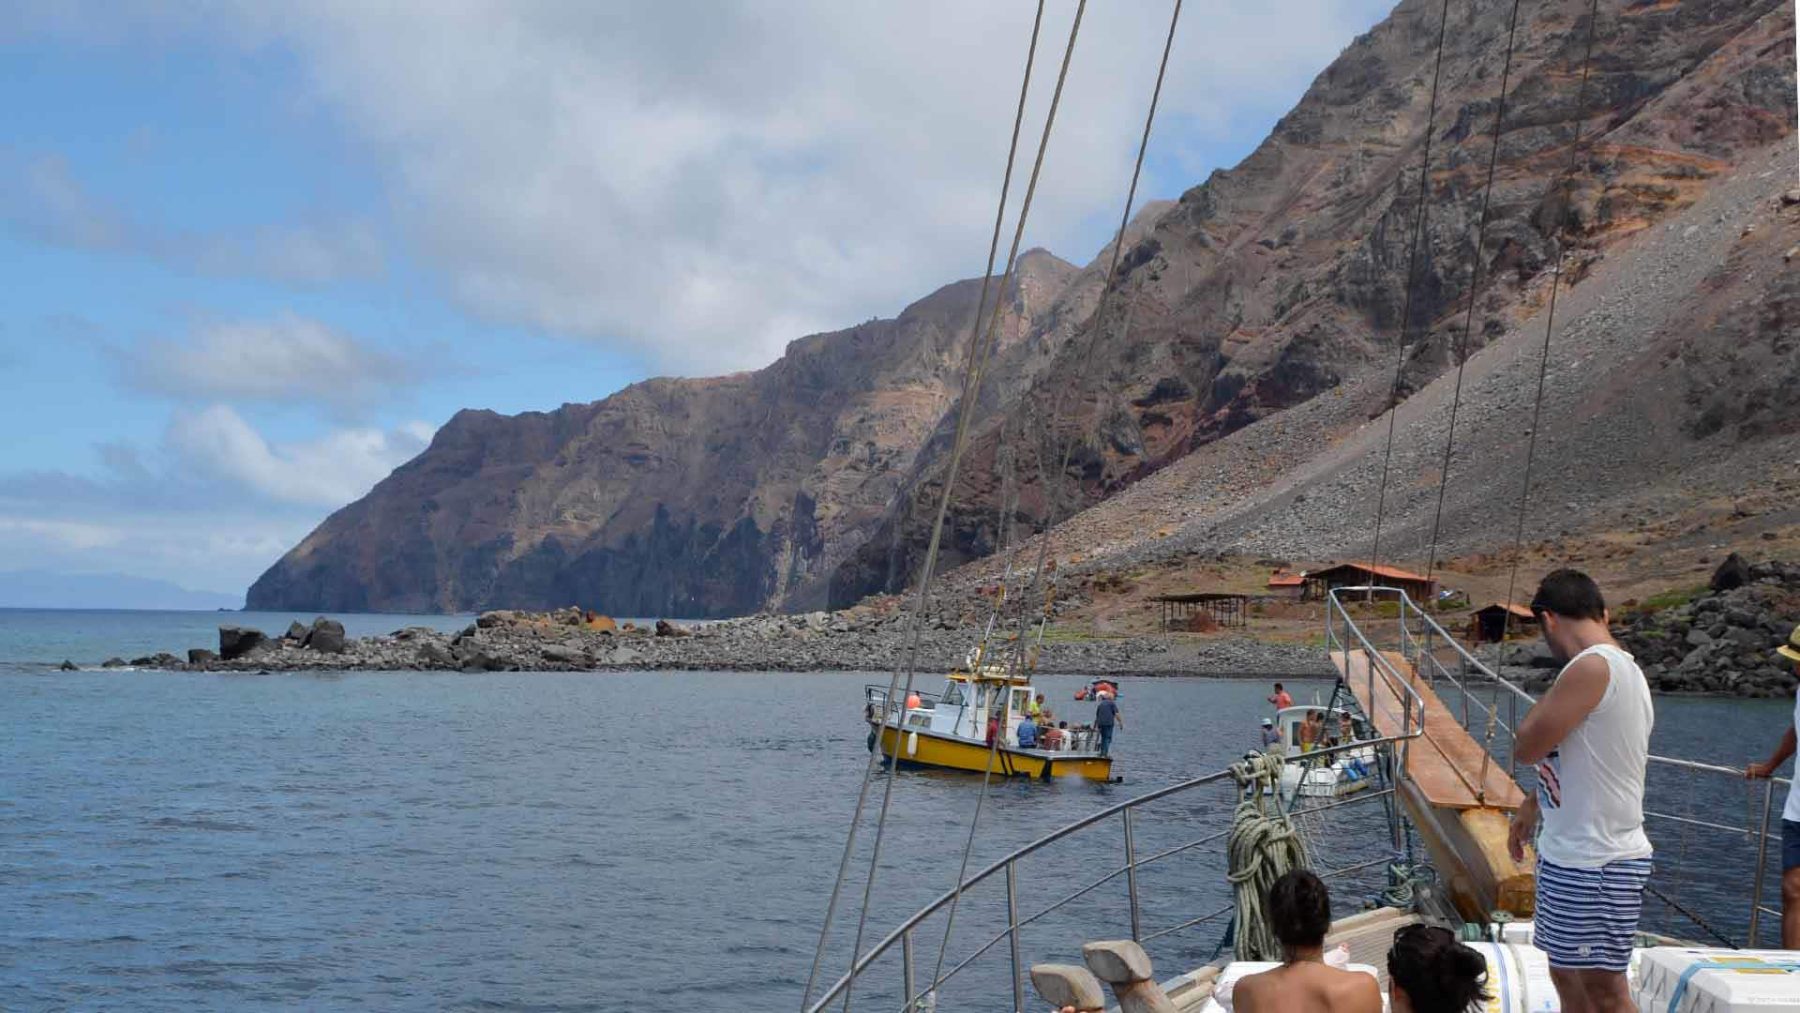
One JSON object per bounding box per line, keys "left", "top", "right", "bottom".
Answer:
{"left": 833, "top": 3, "right": 1088, "bottom": 1008}
{"left": 1367, "top": 0, "right": 1453, "bottom": 578}
{"left": 1421, "top": 0, "right": 1523, "bottom": 587}
{"left": 914, "top": 5, "right": 1185, "bottom": 996}
{"left": 799, "top": 3, "right": 1047, "bottom": 1005}
{"left": 1040, "top": 0, "right": 1185, "bottom": 530}
{"left": 1479, "top": 0, "right": 1602, "bottom": 796}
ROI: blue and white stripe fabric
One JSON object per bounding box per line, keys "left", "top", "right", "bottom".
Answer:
{"left": 1534, "top": 857, "right": 1653, "bottom": 971}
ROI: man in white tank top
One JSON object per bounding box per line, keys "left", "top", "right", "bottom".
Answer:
{"left": 1506, "top": 569, "right": 1654, "bottom": 1013}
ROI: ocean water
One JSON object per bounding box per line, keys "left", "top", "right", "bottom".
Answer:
{"left": 0, "top": 612, "right": 1791, "bottom": 1010}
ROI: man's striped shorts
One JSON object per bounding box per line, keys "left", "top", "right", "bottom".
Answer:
{"left": 1534, "top": 857, "right": 1654, "bottom": 971}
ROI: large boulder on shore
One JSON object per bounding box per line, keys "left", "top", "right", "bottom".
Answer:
{"left": 304, "top": 617, "right": 347, "bottom": 654}
{"left": 188, "top": 648, "right": 217, "bottom": 666}
{"left": 219, "top": 625, "right": 268, "bottom": 660}
{"left": 541, "top": 643, "right": 589, "bottom": 666}
{"left": 285, "top": 621, "right": 309, "bottom": 641}
{"left": 416, "top": 641, "right": 456, "bottom": 668}
{"left": 1711, "top": 553, "right": 1752, "bottom": 592}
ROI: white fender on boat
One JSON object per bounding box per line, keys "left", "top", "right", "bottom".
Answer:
{"left": 906, "top": 731, "right": 919, "bottom": 757}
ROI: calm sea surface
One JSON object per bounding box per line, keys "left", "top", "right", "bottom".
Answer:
{"left": 1, "top": 610, "right": 1790, "bottom": 1010}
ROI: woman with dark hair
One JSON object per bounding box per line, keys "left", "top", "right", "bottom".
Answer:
{"left": 1386, "top": 924, "right": 1491, "bottom": 1012}
{"left": 1234, "top": 870, "right": 1381, "bottom": 1012}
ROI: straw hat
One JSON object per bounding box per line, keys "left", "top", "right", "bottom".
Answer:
{"left": 1778, "top": 623, "right": 1800, "bottom": 663}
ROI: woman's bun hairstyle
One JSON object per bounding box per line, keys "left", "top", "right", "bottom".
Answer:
{"left": 1387, "top": 925, "right": 1491, "bottom": 1012}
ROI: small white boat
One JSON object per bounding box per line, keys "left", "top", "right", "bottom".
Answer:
{"left": 1271, "top": 704, "right": 1377, "bottom": 799}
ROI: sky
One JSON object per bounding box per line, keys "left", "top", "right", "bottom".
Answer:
{"left": 0, "top": 0, "right": 1393, "bottom": 603}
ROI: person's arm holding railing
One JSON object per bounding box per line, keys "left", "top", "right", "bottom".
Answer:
{"left": 1747, "top": 725, "right": 1796, "bottom": 780}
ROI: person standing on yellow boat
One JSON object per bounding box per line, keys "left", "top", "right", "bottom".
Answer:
{"left": 1029, "top": 693, "right": 1045, "bottom": 720}
{"left": 1094, "top": 692, "right": 1121, "bottom": 757}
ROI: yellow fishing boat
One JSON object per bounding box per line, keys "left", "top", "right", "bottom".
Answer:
{"left": 864, "top": 652, "right": 1116, "bottom": 781}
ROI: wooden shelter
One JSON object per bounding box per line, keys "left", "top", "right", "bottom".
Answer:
{"left": 1303, "top": 562, "right": 1438, "bottom": 603}
{"left": 1467, "top": 602, "right": 1537, "bottom": 644}
{"left": 1151, "top": 592, "right": 1248, "bottom": 631}
{"left": 1266, "top": 571, "right": 1306, "bottom": 598}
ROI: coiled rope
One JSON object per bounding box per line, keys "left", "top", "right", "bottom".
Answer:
{"left": 1228, "top": 753, "right": 1309, "bottom": 961}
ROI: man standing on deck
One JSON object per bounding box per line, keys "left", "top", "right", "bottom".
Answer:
{"left": 1507, "top": 569, "right": 1654, "bottom": 1013}
{"left": 1269, "top": 682, "right": 1293, "bottom": 712}
{"left": 1094, "top": 692, "right": 1121, "bottom": 756}
{"left": 1744, "top": 623, "right": 1800, "bottom": 947}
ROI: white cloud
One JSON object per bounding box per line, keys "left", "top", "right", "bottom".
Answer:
{"left": 165, "top": 404, "right": 433, "bottom": 506}
{"left": 0, "top": 516, "right": 125, "bottom": 550}
{"left": 115, "top": 313, "right": 421, "bottom": 413}
{"left": 4, "top": 0, "right": 1391, "bottom": 374}
{"left": 0, "top": 152, "right": 385, "bottom": 284}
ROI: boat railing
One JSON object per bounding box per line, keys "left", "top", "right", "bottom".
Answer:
{"left": 866, "top": 683, "right": 949, "bottom": 714}
{"left": 804, "top": 732, "right": 1419, "bottom": 1013}
{"left": 1323, "top": 587, "right": 1431, "bottom": 775}
{"left": 1335, "top": 585, "right": 1791, "bottom": 947}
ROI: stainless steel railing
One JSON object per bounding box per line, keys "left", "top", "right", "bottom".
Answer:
{"left": 804, "top": 733, "right": 1417, "bottom": 1013}
{"left": 1323, "top": 587, "right": 1430, "bottom": 775}
{"left": 1335, "top": 585, "right": 1791, "bottom": 947}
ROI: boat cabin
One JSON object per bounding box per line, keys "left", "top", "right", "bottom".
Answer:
{"left": 1273, "top": 705, "right": 1369, "bottom": 752}
{"left": 866, "top": 654, "right": 1099, "bottom": 752}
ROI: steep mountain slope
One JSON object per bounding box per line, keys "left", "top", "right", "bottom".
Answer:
{"left": 828, "top": 0, "right": 1795, "bottom": 607}
{"left": 935, "top": 139, "right": 1799, "bottom": 608}
{"left": 247, "top": 251, "right": 1077, "bottom": 615}
{"left": 252, "top": 0, "right": 1794, "bottom": 618}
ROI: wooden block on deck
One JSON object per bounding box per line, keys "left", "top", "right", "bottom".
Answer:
{"left": 1461, "top": 807, "right": 1536, "bottom": 917}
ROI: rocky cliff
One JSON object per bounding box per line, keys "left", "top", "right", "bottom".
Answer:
{"left": 251, "top": 0, "right": 1794, "bottom": 617}
{"left": 247, "top": 251, "right": 1078, "bottom": 616}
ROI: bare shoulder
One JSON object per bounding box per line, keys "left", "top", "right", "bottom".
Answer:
{"left": 1329, "top": 968, "right": 1383, "bottom": 1012}
{"left": 1553, "top": 652, "right": 1612, "bottom": 698}
{"left": 1231, "top": 969, "right": 1272, "bottom": 1011}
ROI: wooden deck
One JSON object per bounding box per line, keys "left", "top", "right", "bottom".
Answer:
{"left": 1332, "top": 649, "right": 1524, "bottom": 810}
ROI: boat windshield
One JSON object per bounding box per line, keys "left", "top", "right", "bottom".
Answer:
{"left": 941, "top": 682, "right": 965, "bottom": 706}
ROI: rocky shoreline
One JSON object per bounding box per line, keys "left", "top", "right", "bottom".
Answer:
{"left": 78, "top": 606, "right": 1332, "bottom": 680}
{"left": 56, "top": 555, "right": 1798, "bottom": 695}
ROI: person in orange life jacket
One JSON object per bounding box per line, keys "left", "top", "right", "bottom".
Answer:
{"left": 1507, "top": 569, "right": 1653, "bottom": 1013}
{"left": 1744, "top": 623, "right": 1800, "bottom": 947}
{"left": 1269, "top": 681, "right": 1293, "bottom": 711}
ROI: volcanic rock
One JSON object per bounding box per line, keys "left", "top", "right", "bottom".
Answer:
{"left": 219, "top": 625, "right": 269, "bottom": 660}
{"left": 304, "top": 617, "right": 347, "bottom": 654}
